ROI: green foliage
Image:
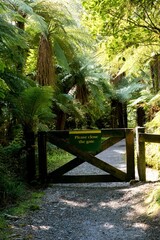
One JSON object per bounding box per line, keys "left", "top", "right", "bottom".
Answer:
{"left": 0, "top": 169, "right": 25, "bottom": 206}
{"left": 0, "top": 158, "right": 25, "bottom": 208}
{"left": 146, "top": 111, "right": 160, "bottom": 130}
{"left": 145, "top": 142, "right": 160, "bottom": 169}
{"left": 115, "top": 76, "right": 145, "bottom": 102}
{"left": 0, "top": 1, "right": 29, "bottom": 71}
{"left": 155, "top": 190, "right": 160, "bottom": 206}
{"left": 0, "top": 134, "right": 25, "bottom": 208}
{"left": 145, "top": 186, "right": 160, "bottom": 216}
{"left": 82, "top": 0, "right": 160, "bottom": 79}
{"left": 53, "top": 92, "right": 82, "bottom": 117}
{"left": 144, "top": 97, "right": 160, "bottom": 169}
{"left": 0, "top": 70, "right": 36, "bottom": 94}
{"left": 3, "top": 129, "right": 25, "bottom": 165}
{"left": 0, "top": 215, "right": 9, "bottom": 240}
{"left": 9, "top": 86, "right": 54, "bottom": 132}
{"left": 7, "top": 191, "right": 44, "bottom": 216}
{"left": 0, "top": 78, "right": 8, "bottom": 100}
{"left": 0, "top": 14, "right": 27, "bottom": 50}
{"left": 144, "top": 94, "right": 160, "bottom": 167}
{"left": 83, "top": 0, "right": 160, "bottom": 40}
{"left": 3, "top": 0, "right": 47, "bottom": 34}
{"left": 54, "top": 39, "right": 71, "bottom": 72}
{"left": 47, "top": 144, "right": 73, "bottom": 171}
{"left": 0, "top": 190, "right": 44, "bottom": 239}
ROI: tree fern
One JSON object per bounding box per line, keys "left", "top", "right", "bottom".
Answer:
{"left": 8, "top": 86, "right": 54, "bottom": 132}
{"left": 2, "top": 0, "right": 47, "bottom": 34}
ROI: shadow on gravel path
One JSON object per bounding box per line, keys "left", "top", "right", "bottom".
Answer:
{"left": 10, "top": 182, "right": 160, "bottom": 240}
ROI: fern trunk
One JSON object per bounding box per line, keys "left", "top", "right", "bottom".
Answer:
{"left": 111, "top": 100, "right": 127, "bottom": 128}
{"left": 36, "top": 34, "right": 55, "bottom": 86}
{"left": 110, "top": 72, "right": 128, "bottom": 128}
{"left": 15, "top": 12, "right": 27, "bottom": 72}
{"left": 56, "top": 110, "right": 66, "bottom": 130}
{"left": 136, "top": 106, "right": 146, "bottom": 127}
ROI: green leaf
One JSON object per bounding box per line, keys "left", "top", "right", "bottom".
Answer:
{"left": 54, "top": 39, "right": 70, "bottom": 72}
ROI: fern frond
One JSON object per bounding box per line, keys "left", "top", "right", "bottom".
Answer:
{"left": 0, "top": 17, "right": 27, "bottom": 49}
{"left": 129, "top": 89, "right": 154, "bottom": 106}
{"left": 53, "top": 92, "right": 83, "bottom": 118}
{"left": 9, "top": 86, "right": 54, "bottom": 131}
{"left": 149, "top": 92, "right": 160, "bottom": 105}
{"left": 0, "top": 70, "right": 36, "bottom": 93}
{"left": 116, "top": 82, "right": 144, "bottom": 102}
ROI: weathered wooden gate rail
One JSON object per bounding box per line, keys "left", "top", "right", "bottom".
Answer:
{"left": 38, "top": 128, "right": 135, "bottom": 183}
{"left": 136, "top": 127, "right": 160, "bottom": 182}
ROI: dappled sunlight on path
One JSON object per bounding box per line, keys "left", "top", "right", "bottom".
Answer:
{"left": 14, "top": 183, "right": 160, "bottom": 240}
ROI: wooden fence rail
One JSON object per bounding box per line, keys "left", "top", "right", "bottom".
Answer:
{"left": 136, "top": 127, "right": 160, "bottom": 182}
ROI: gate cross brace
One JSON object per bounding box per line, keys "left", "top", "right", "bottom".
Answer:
{"left": 48, "top": 136, "right": 127, "bottom": 181}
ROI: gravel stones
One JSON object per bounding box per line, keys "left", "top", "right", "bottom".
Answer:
{"left": 8, "top": 182, "right": 160, "bottom": 240}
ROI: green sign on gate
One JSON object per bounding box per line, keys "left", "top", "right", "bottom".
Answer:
{"left": 69, "top": 130, "right": 101, "bottom": 153}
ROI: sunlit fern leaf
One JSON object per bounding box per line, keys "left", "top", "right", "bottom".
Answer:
{"left": 149, "top": 92, "right": 160, "bottom": 105}
{"left": 54, "top": 39, "right": 70, "bottom": 72}
{"left": 2, "top": 0, "right": 47, "bottom": 34}
{"left": 32, "top": 0, "right": 76, "bottom": 29}
{"left": 129, "top": 88, "right": 154, "bottom": 106}
{"left": 116, "top": 82, "right": 144, "bottom": 102}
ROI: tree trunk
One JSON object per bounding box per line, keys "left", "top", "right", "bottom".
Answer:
{"left": 136, "top": 106, "right": 146, "bottom": 127}
{"left": 150, "top": 54, "right": 160, "bottom": 93}
{"left": 110, "top": 72, "right": 128, "bottom": 128}
{"left": 56, "top": 110, "right": 67, "bottom": 130}
{"left": 111, "top": 100, "right": 127, "bottom": 128}
{"left": 16, "top": 14, "right": 26, "bottom": 72}
{"left": 111, "top": 99, "right": 118, "bottom": 128}
{"left": 123, "top": 103, "right": 128, "bottom": 128}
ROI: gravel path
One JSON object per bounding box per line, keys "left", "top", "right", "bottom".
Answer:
{"left": 8, "top": 141, "right": 160, "bottom": 240}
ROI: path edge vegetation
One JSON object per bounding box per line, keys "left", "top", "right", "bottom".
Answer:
{"left": 0, "top": 187, "right": 45, "bottom": 239}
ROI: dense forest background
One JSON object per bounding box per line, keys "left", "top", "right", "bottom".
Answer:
{"left": 1, "top": 0, "right": 160, "bottom": 208}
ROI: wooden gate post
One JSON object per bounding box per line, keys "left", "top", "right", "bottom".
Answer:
{"left": 25, "top": 131, "right": 36, "bottom": 183}
{"left": 125, "top": 129, "right": 135, "bottom": 180}
{"left": 136, "top": 127, "right": 146, "bottom": 181}
{"left": 38, "top": 131, "right": 47, "bottom": 183}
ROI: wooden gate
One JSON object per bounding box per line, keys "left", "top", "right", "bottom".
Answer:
{"left": 38, "top": 128, "right": 135, "bottom": 183}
